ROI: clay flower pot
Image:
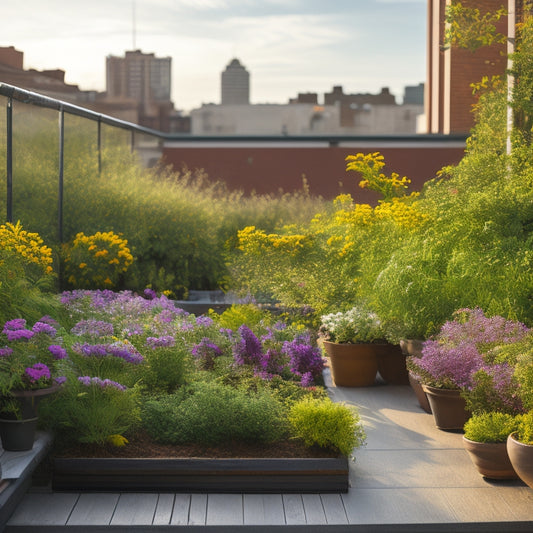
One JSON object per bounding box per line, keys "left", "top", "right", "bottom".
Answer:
{"left": 421, "top": 385, "right": 471, "bottom": 431}
{"left": 507, "top": 433, "right": 533, "bottom": 489}
{"left": 463, "top": 437, "right": 518, "bottom": 480}
{"left": 322, "top": 341, "right": 378, "bottom": 387}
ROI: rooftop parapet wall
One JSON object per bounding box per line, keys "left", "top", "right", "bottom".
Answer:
{"left": 162, "top": 135, "right": 466, "bottom": 200}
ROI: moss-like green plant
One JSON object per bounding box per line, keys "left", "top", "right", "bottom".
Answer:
{"left": 288, "top": 397, "right": 366, "bottom": 456}
{"left": 142, "top": 381, "right": 287, "bottom": 446}
{"left": 463, "top": 412, "right": 519, "bottom": 443}
{"left": 515, "top": 411, "right": 533, "bottom": 445}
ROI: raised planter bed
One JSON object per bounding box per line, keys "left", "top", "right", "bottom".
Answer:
{"left": 52, "top": 455, "right": 349, "bottom": 493}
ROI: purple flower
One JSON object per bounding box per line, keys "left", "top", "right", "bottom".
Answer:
{"left": 77, "top": 376, "right": 126, "bottom": 391}
{"left": 48, "top": 345, "right": 68, "bottom": 360}
{"left": 3, "top": 319, "right": 27, "bottom": 332}
{"left": 71, "top": 320, "right": 114, "bottom": 337}
{"left": 417, "top": 340, "right": 482, "bottom": 389}
{"left": 5, "top": 329, "right": 34, "bottom": 341}
{"left": 0, "top": 347, "right": 13, "bottom": 357}
{"left": 196, "top": 316, "right": 214, "bottom": 327}
{"left": 55, "top": 376, "right": 67, "bottom": 385}
{"left": 144, "top": 288, "right": 157, "bottom": 300}
{"left": 282, "top": 338, "right": 324, "bottom": 383}
{"left": 72, "top": 342, "right": 143, "bottom": 364}
{"left": 145, "top": 336, "right": 175, "bottom": 349}
{"left": 300, "top": 372, "right": 314, "bottom": 387}
{"left": 24, "top": 363, "right": 51, "bottom": 383}
{"left": 32, "top": 321, "right": 57, "bottom": 337}
{"left": 192, "top": 338, "right": 222, "bottom": 370}
{"left": 233, "top": 325, "right": 263, "bottom": 366}
{"left": 38, "top": 315, "right": 60, "bottom": 327}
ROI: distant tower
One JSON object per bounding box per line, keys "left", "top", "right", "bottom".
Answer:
{"left": 106, "top": 50, "right": 171, "bottom": 103}
{"left": 221, "top": 58, "right": 250, "bottom": 105}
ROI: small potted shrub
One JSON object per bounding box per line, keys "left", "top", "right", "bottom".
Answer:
{"left": 0, "top": 317, "right": 67, "bottom": 450}
{"left": 407, "top": 308, "right": 529, "bottom": 430}
{"left": 463, "top": 412, "right": 519, "bottom": 479}
{"left": 507, "top": 411, "right": 533, "bottom": 489}
{"left": 319, "top": 305, "right": 392, "bottom": 387}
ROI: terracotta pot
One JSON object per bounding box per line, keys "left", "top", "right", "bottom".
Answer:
{"left": 399, "top": 338, "right": 424, "bottom": 358}
{"left": 421, "top": 385, "right": 471, "bottom": 431}
{"left": 507, "top": 433, "right": 533, "bottom": 489}
{"left": 322, "top": 341, "right": 378, "bottom": 387}
{"left": 408, "top": 372, "right": 432, "bottom": 413}
{"left": 463, "top": 437, "right": 518, "bottom": 480}
{"left": 375, "top": 344, "right": 409, "bottom": 385}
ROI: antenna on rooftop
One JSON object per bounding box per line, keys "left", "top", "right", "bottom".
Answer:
{"left": 132, "top": 0, "right": 137, "bottom": 50}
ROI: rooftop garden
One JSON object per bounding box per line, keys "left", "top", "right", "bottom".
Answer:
{"left": 0, "top": 2, "right": 533, "bottom": 491}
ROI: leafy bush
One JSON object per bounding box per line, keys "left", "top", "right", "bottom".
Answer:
{"left": 142, "top": 381, "right": 287, "bottom": 446}
{"left": 463, "top": 412, "right": 519, "bottom": 443}
{"left": 515, "top": 411, "right": 533, "bottom": 445}
{"left": 41, "top": 374, "right": 141, "bottom": 446}
{"left": 288, "top": 397, "right": 366, "bottom": 456}
{"left": 63, "top": 231, "right": 134, "bottom": 289}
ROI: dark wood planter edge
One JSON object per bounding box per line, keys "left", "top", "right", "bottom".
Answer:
{"left": 52, "top": 455, "right": 350, "bottom": 493}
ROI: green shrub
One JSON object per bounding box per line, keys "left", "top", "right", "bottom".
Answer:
{"left": 138, "top": 344, "right": 192, "bottom": 393}
{"left": 40, "top": 373, "right": 141, "bottom": 447}
{"left": 463, "top": 412, "right": 519, "bottom": 443}
{"left": 142, "top": 381, "right": 287, "bottom": 446}
{"left": 288, "top": 397, "right": 366, "bottom": 456}
{"left": 515, "top": 411, "right": 533, "bottom": 445}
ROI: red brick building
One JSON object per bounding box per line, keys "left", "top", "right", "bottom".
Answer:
{"left": 426, "top": 0, "right": 528, "bottom": 134}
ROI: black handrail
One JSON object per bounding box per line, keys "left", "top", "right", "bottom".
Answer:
{"left": 0, "top": 83, "right": 165, "bottom": 138}
{"left": 0, "top": 82, "right": 468, "bottom": 245}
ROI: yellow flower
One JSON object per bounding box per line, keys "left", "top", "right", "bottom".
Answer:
{"left": 79, "top": 263, "right": 87, "bottom": 269}
{"left": 107, "top": 434, "right": 129, "bottom": 447}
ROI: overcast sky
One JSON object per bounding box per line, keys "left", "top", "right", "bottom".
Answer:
{"left": 1, "top": 0, "right": 427, "bottom": 112}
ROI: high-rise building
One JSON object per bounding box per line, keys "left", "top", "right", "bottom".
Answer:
{"left": 106, "top": 49, "right": 171, "bottom": 102}
{"left": 221, "top": 58, "right": 250, "bottom": 105}
{"left": 105, "top": 49, "right": 177, "bottom": 131}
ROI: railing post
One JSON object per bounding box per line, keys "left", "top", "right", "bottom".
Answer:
{"left": 97, "top": 116, "right": 102, "bottom": 175}
{"left": 58, "top": 106, "right": 65, "bottom": 244}
{"left": 131, "top": 129, "right": 135, "bottom": 154}
{"left": 6, "top": 97, "right": 13, "bottom": 223}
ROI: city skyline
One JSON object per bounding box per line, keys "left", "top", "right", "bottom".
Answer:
{"left": 1, "top": 0, "right": 426, "bottom": 112}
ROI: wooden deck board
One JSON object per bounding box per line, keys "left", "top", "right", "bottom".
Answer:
{"left": 188, "top": 493, "right": 207, "bottom": 525}
{"left": 7, "top": 493, "right": 79, "bottom": 526}
{"left": 320, "top": 493, "right": 348, "bottom": 524}
{"left": 243, "top": 493, "right": 285, "bottom": 525}
{"left": 282, "top": 494, "right": 306, "bottom": 525}
{"left": 110, "top": 493, "right": 158, "bottom": 526}
{"left": 206, "top": 493, "right": 243, "bottom": 525}
{"left": 152, "top": 494, "right": 175, "bottom": 525}
{"left": 66, "top": 493, "right": 118, "bottom": 526}
{"left": 169, "top": 493, "right": 190, "bottom": 525}
{"left": 302, "top": 493, "right": 327, "bottom": 524}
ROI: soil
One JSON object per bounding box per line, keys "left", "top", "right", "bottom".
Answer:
{"left": 54, "top": 430, "right": 338, "bottom": 459}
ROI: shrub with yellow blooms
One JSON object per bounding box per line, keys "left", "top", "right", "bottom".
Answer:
{"left": 229, "top": 152, "right": 429, "bottom": 324}
{"left": 64, "top": 231, "right": 134, "bottom": 289}
{"left": 0, "top": 221, "right": 53, "bottom": 276}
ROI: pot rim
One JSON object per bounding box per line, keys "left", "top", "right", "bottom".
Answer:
{"left": 507, "top": 432, "right": 533, "bottom": 447}
{"left": 463, "top": 435, "right": 508, "bottom": 446}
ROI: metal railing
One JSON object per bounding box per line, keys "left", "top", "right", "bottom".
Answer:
{"left": 0, "top": 83, "right": 165, "bottom": 242}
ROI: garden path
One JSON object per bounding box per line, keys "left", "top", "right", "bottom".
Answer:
{"left": 3, "top": 370, "right": 533, "bottom": 532}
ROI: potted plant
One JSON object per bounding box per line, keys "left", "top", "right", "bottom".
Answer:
{"left": 319, "top": 305, "right": 391, "bottom": 387}
{"left": 463, "top": 412, "right": 519, "bottom": 480}
{"left": 507, "top": 411, "right": 533, "bottom": 489}
{"left": 407, "top": 308, "right": 528, "bottom": 430}
{"left": 0, "top": 317, "right": 67, "bottom": 450}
